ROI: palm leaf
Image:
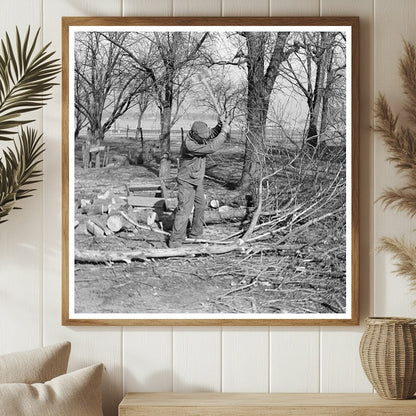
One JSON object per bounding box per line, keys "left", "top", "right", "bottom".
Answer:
{"left": 0, "top": 127, "right": 44, "bottom": 222}
{"left": 0, "top": 27, "right": 60, "bottom": 141}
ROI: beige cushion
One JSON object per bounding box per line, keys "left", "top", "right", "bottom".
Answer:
{"left": 0, "top": 363, "right": 104, "bottom": 416}
{"left": 0, "top": 342, "right": 71, "bottom": 384}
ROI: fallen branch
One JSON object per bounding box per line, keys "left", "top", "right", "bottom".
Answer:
{"left": 75, "top": 242, "right": 245, "bottom": 263}
{"left": 74, "top": 241, "right": 300, "bottom": 263}
{"left": 184, "top": 237, "right": 233, "bottom": 245}
{"left": 246, "top": 207, "right": 344, "bottom": 244}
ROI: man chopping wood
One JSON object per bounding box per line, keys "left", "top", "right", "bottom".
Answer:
{"left": 169, "top": 116, "right": 230, "bottom": 248}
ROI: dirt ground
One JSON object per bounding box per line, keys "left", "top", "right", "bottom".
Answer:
{"left": 74, "top": 133, "right": 347, "bottom": 315}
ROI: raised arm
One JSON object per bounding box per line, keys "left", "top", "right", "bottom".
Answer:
{"left": 186, "top": 122, "right": 230, "bottom": 156}
{"left": 209, "top": 121, "right": 223, "bottom": 139}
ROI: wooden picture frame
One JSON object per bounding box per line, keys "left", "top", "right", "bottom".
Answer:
{"left": 62, "top": 16, "right": 359, "bottom": 326}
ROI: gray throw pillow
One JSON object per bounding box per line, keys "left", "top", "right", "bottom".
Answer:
{"left": 0, "top": 363, "right": 104, "bottom": 416}
{"left": 0, "top": 341, "right": 71, "bottom": 383}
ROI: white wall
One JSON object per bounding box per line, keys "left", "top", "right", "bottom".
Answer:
{"left": 1, "top": 1, "right": 416, "bottom": 415}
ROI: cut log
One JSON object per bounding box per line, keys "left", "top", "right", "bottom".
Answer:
{"left": 82, "top": 203, "right": 108, "bottom": 215}
{"left": 107, "top": 214, "right": 124, "bottom": 233}
{"left": 86, "top": 219, "right": 105, "bottom": 237}
{"left": 75, "top": 223, "right": 89, "bottom": 235}
{"left": 108, "top": 202, "right": 125, "bottom": 215}
{"left": 212, "top": 207, "right": 247, "bottom": 222}
{"left": 128, "top": 183, "right": 161, "bottom": 192}
{"left": 131, "top": 208, "right": 157, "bottom": 224}
{"left": 127, "top": 196, "right": 165, "bottom": 209}
{"left": 82, "top": 204, "right": 105, "bottom": 215}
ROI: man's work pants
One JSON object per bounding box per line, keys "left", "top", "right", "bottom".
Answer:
{"left": 170, "top": 179, "right": 205, "bottom": 243}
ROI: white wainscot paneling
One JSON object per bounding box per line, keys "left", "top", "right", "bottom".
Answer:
{"left": 222, "top": 0, "right": 269, "bottom": 16}
{"left": 173, "top": 327, "right": 221, "bottom": 392}
{"left": 124, "top": 327, "right": 173, "bottom": 393}
{"left": 270, "top": 327, "right": 320, "bottom": 392}
{"left": 222, "top": 327, "right": 269, "bottom": 392}
{"left": 270, "top": 0, "right": 319, "bottom": 16}
{"left": 173, "top": 0, "right": 221, "bottom": 16}
{"left": 123, "top": 0, "right": 172, "bottom": 16}
{"left": 320, "top": 327, "right": 372, "bottom": 393}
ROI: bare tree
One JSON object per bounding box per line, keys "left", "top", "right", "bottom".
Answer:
{"left": 319, "top": 37, "right": 346, "bottom": 142}
{"left": 105, "top": 31, "right": 209, "bottom": 176}
{"left": 134, "top": 79, "right": 154, "bottom": 132}
{"left": 74, "top": 32, "right": 147, "bottom": 144}
{"left": 195, "top": 67, "right": 246, "bottom": 125}
{"left": 204, "top": 32, "right": 299, "bottom": 195}
{"left": 74, "top": 57, "right": 88, "bottom": 140}
{"left": 240, "top": 32, "right": 298, "bottom": 194}
{"left": 281, "top": 32, "right": 345, "bottom": 147}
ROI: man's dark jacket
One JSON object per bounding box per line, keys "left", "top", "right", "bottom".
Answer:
{"left": 177, "top": 122, "right": 226, "bottom": 186}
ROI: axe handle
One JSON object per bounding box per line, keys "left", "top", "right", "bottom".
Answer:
{"left": 199, "top": 76, "right": 222, "bottom": 116}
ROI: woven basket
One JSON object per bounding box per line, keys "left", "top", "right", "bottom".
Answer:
{"left": 359, "top": 317, "right": 416, "bottom": 399}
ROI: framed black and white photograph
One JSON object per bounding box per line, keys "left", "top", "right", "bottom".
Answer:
{"left": 62, "top": 16, "right": 359, "bottom": 325}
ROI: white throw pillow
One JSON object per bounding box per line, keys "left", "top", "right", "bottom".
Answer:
{"left": 0, "top": 341, "right": 71, "bottom": 384}
{"left": 0, "top": 363, "right": 104, "bottom": 416}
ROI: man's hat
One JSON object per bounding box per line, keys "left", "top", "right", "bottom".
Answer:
{"left": 191, "top": 121, "right": 210, "bottom": 139}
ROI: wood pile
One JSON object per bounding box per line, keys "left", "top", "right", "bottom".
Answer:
{"left": 74, "top": 181, "right": 246, "bottom": 239}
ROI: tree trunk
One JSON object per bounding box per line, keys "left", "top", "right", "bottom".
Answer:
{"left": 306, "top": 98, "right": 319, "bottom": 148}
{"left": 159, "top": 103, "right": 172, "bottom": 177}
{"left": 135, "top": 110, "right": 144, "bottom": 141}
{"left": 240, "top": 32, "right": 291, "bottom": 197}
{"left": 240, "top": 33, "right": 268, "bottom": 196}
{"left": 240, "top": 112, "right": 267, "bottom": 194}
{"left": 319, "top": 48, "right": 335, "bottom": 141}
{"left": 306, "top": 32, "right": 332, "bottom": 148}
{"left": 90, "top": 124, "right": 105, "bottom": 144}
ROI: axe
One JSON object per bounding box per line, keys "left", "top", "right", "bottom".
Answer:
{"left": 197, "top": 69, "right": 222, "bottom": 117}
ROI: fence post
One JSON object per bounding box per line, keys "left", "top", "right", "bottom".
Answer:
{"left": 82, "top": 144, "right": 89, "bottom": 169}
{"left": 95, "top": 151, "right": 101, "bottom": 168}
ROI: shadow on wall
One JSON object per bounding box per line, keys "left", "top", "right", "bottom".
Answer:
{"left": 123, "top": 368, "right": 217, "bottom": 393}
